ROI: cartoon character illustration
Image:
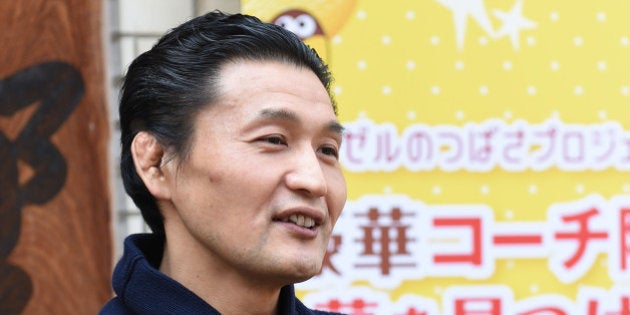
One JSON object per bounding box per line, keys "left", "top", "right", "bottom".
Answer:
{"left": 242, "top": 0, "right": 356, "bottom": 63}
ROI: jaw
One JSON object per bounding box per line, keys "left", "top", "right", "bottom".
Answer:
{"left": 263, "top": 224, "right": 329, "bottom": 280}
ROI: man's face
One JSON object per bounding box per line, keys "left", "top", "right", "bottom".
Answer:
{"left": 164, "top": 60, "right": 347, "bottom": 285}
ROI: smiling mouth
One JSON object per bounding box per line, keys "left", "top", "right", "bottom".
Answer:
{"left": 279, "top": 214, "right": 316, "bottom": 229}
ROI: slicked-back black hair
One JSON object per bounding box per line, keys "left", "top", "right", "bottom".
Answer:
{"left": 119, "top": 11, "right": 334, "bottom": 237}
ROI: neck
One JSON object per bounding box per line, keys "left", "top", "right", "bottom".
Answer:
{"left": 159, "top": 228, "right": 283, "bottom": 315}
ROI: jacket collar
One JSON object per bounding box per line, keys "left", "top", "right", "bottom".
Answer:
{"left": 112, "top": 233, "right": 305, "bottom": 314}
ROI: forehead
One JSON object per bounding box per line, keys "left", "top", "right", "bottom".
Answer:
{"left": 211, "top": 60, "right": 335, "bottom": 119}
{"left": 220, "top": 60, "right": 329, "bottom": 100}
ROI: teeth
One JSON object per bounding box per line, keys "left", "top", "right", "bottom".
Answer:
{"left": 288, "top": 214, "right": 316, "bottom": 228}
{"left": 305, "top": 217, "right": 314, "bottom": 228}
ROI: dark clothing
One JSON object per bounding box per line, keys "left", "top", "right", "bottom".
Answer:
{"left": 100, "top": 234, "right": 341, "bottom": 315}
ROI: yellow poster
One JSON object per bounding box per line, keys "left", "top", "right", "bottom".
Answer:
{"left": 244, "top": 1, "right": 630, "bottom": 313}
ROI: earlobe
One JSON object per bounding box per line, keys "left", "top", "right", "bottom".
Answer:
{"left": 131, "top": 131, "right": 171, "bottom": 200}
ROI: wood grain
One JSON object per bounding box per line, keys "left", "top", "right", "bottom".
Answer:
{"left": 0, "top": 0, "right": 112, "bottom": 314}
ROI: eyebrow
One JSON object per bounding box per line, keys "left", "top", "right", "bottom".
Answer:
{"left": 258, "top": 108, "right": 345, "bottom": 135}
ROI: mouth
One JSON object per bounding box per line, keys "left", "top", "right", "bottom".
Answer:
{"left": 279, "top": 213, "right": 317, "bottom": 229}
{"left": 273, "top": 208, "right": 325, "bottom": 231}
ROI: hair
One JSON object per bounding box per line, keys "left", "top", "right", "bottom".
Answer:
{"left": 119, "top": 11, "right": 334, "bottom": 237}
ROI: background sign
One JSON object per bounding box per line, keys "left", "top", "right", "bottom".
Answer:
{"left": 244, "top": 1, "right": 630, "bottom": 313}
{"left": 0, "top": 1, "right": 112, "bottom": 313}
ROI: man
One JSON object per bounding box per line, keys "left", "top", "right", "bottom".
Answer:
{"left": 100, "top": 11, "right": 347, "bottom": 315}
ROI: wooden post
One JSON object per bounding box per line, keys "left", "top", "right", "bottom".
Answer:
{"left": 0, "top": 0, "right": 112, "bottom": 313}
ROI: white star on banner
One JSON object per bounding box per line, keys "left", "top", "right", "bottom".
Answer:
{"left": 436, "top": 0, "right": 495, "bottom": 50}
{"left": 493, "top": 0, "right": 537, "bottom": 50}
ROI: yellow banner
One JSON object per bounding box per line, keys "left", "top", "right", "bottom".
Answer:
{"left": 244, "top": 0, "right": 630, "bottom": 313}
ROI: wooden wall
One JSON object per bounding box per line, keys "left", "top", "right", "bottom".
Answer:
{"left": 0, "top": 0, "right": 112, "bottom": 313}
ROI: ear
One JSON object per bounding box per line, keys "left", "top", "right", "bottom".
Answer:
{"left": 131, "top": 131, "right": 172, "bottom": 200}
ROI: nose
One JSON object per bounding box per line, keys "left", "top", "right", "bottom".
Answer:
{"left": 284, "top": 147, "right": 327, "bottom": 197}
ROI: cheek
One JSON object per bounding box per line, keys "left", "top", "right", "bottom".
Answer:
{"left": 214, "top": 165, "right": 282, "bottom": 213}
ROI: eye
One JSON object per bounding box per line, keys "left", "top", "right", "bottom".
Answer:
{"left": 260, "top": 135, "right": 287, "bottom": 146}
{"left": 293, "top": 14, "right": 316, "bottom": 39}
{"left": 274, "top": 15, "right": 293, "bottom": 29}
{"left": 319, "top": 145, "right": 339, "bottom": 159}
{"left": 273, "top": 13, "right": 317, "bottom": 39}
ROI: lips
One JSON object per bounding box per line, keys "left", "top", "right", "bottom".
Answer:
{"left": 274, "top": 207, "right": 325, "bottom": 230}
{"left": 285, "top": 213, "right": 315, "bottom": 228}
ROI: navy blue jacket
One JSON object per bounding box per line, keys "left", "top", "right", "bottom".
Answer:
{"left": 100, "top": 234, "right": 342, "bottom": 315}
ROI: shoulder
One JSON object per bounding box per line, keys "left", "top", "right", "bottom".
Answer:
{"left": 99, "top": 297, "right": 133, "bottom": 315}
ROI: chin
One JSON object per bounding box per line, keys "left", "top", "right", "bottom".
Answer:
{"left": 289, "top": 269, "right": 318, "bottom": 284}
{"left": 287, "top": 257, "right": 322, "bottom": 282}
{"left": 293, "top": 275, "right": 315, "bottom": 284}
{"left": 269, "top": 267, "right": 317, "bottom": 287}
